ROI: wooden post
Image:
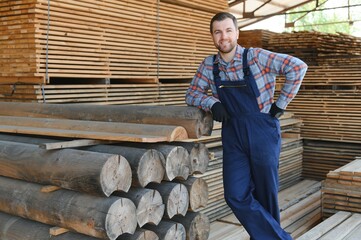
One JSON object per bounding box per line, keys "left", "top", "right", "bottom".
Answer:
{"left": 174, "top": 177, "right": 209, "bottom": 212}
{"left": 172, "top": 212, "right": 210, "bottom": 240}
{"left": 81, "top": 145, "right": 165, "bottom": 187}
{"left": 0, "top": 211, "right": 99, "bottom": 240}
{"left": 143, "top": 220, "right": 186, "bottom": 240}
{"left": 115, "top": 188, "right": 165, "bottom": 227}
{"left": 0, "top": 140, "right": 132, "bottom": 196}
{"left": 0, "top": 176, "right": 137, "bottom": 240}
{"left": 0, "top": 102, "right": 213, "bottom": 138}
{"left": 146, "top": 182, "right": 189, "bottom": 219}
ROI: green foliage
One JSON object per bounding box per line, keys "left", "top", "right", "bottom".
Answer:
{"left": 285, "top": 0, "right": 361, "bottom": 36}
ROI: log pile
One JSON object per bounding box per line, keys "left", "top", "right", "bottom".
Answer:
{"left": 0, "top": 103, "right": 213, "bottom": 239}
{"left": 322, "top": 158, "right": 361, "bottom": 219}
{"left": 208, "top": 179, "right": 322, "bottom": 240}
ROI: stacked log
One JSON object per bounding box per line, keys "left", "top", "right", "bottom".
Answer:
{"left": 322, "top": 158, "right": 361, "bottom": 219}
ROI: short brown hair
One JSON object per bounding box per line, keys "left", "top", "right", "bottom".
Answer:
{"left": 210, "top": 12, "right": 238, "bottom": 33}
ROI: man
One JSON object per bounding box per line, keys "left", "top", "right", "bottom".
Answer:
{"left": 185, "top": 12, "right": 307, "bottom": 239}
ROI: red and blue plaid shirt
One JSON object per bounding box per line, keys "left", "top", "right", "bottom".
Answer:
{"left": 185, "top": 45, "right": 308, "bottom": 113}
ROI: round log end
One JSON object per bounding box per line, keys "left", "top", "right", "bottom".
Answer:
{"left": 189, "top": 178, "right": 209, "bottom": 212}
{"left": 105, "top": 198, "right": 137, "bottom": 239}
{"left": 117, "top": 229, "right": 159, "bottom": 240}
{"left": 101, "top": 155, "right": 132, "bottom": 196}
{"left": 165, "top": 147, "right": 190, "bottom": 181}
{"left": 137, "top": 189, "right": 165, "bottom": 227}
{"left": 190, "top": 142, "right": 210, "bottom": 174}
{"left": 190, "top": 213, "right": 210, "bottom": 240}
{"left": 168, "top": 183, "right": 189, "bottom": 218}
{"left": 138, "top": 150, "right": 165, "bottom": 187}
{"left": 169, "top": 126, "right": 188, "bottom": 142}
{"left": 199, "top": 111, "right": 213, "bottom": 137}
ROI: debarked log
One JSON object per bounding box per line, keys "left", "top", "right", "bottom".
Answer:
{"left": 143, "top": 220, "right": 186, "bottom": 240}
{"left": 0, "top": 102, "right": 213, "bottom": 138}
{"left": 117, "top": 228, "right": 159, "bottom": 240}
{"left": 0, "top": 140, "right": 132, "bottom": 196}
{"left": 115, "top": 188, "right": 165, "bottom": 227}
{"left": 0, "top": 211, "right": 99, "bottom": 240}
{"left": 172, "top": 212, "right": 210, "bottom": 240}
{"left": 0, "top": 176, "right": 137, "bottom": 240}
{"left": 81, "top": 144, "right": 165, "bottom": 187}
{"left": 146, "top": 182, "right": 189, "bottom": 219}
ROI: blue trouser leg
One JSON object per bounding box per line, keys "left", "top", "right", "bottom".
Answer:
{"left": 222, "top": 118, "right": 291, "bottom": 240}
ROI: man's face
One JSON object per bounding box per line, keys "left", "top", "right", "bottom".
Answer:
{"left": 211, "top": 18, "right": 239, "bottom": 54}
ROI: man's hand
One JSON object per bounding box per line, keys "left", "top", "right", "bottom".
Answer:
{"left": 270, "top": 102, "right": 284, "bottom": 119}
{"left": 211, "top": 102, "right": 230, "bottom": 122}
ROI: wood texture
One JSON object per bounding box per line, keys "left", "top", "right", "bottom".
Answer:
{"left": 0, "top": 140, "right": 131, "bottom": 196}
{"left": 0, "top": 176, "right": 137, "bottom": 239}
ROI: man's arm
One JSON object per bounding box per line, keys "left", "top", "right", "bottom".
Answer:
{"left": 253, "top": 48, "right": 308, "bottom": 110}
{"left": 185, "top": 58, "right": 219, "bottom": 112}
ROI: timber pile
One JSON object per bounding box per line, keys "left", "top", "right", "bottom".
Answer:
{"left": 0, "top": 103, "right": 213, "bottom": 239}
{"left": 322, "top": 158, "right": 361, "bottom": 219}
{"left": 237, "top": 29, "right": 276, "bottom": 49}
{"left": 189, "top": 112, "right": 304, "bottom": 222}
{"left": 297, "top": 211, "right": 361, "bottom": 240}
{"left": 208, "top": 179, "right": 322, "bottom": 240}
{"left": 0, "top": 0, "right": 227, "bottom": 84}
{"left": 0, "top": 82, "right": 191, "bottom": 105}
{"left": 267, "top": 31, "right": 361, "bottom": 66}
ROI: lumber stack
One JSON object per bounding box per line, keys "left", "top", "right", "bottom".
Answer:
{"left": 322, "top": 158, "right": 361, "bottom": 219}
{"left": 267, "top": 31, "right": 361, "bottom": 66}
{"left": 190, "top": 112, "right": 304, "bottom": 222}
{"left": 208, "top": 179, "right": 322, "bottom": 240}
{"left": 0, "top": 0, "right": 227, "bottom": 84}
{"left": 297, "top": 211, "right": 361, "bottom": 240}
{"left": 237, "top": 29, "right": 276, "bottom": 49}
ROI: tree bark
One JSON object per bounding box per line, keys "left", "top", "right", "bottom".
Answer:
{"left": 115, "top": 188, "right": 165, "bottom": 227}
{"left": 82, "top": 145, "right": 165, "bottom": 187}
{"left": 146, "top": 182, "right": 189, "bottom": 219}
{"left": 143, "top": 220, "right": 186, "bottom": 240}
{"left": 0, "top": 211, "right": 98, "bottom": 240}
{"left": 174, "top": 177, "right": 209, "bottom": 212}
{"left": 172, "top": 212, "right": 210, "bottom": 240}
{"left": 0, "top": 102, "right": 213, "bottom": 138}
{"left": 0, "top": 140, "right": 132, "bottom": 196}
{"left": 0, "top": 176, "right": 137, "bottom": 240}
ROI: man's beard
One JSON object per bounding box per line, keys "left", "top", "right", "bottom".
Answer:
{"left": 215, "top": 40, "right": 236, "bottom": 54}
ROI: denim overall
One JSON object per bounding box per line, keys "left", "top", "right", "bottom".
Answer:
{"left": 213, "top": 49, "right": 292, "bottom": 240}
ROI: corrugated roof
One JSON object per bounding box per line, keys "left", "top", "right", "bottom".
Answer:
{"left": 228, "top": 0, "right": 314, "bottom": 29}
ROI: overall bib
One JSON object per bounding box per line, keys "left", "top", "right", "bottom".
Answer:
{"left": 213, "top": 49, "right": 292, "bottom": 240}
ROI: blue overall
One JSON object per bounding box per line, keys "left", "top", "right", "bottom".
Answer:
{"left": 213, "top": 49, "right": 292, "bottom": 240}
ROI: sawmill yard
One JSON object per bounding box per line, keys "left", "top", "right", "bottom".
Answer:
{"left": 1, "top": 0, "right": 361, "bottom": 239}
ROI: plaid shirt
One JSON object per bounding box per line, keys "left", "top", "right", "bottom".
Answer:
{"left": 185, "top": 45, "right": 308, "bottom": 113}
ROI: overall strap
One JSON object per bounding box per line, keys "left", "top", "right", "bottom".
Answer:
{"left": 212, "top": 55, "right": 221, "bottom": 89}
{"left": 242, "top": 48, "right": 260, "bottom": 98}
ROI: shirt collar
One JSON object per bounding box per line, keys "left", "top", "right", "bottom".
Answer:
{"left": 214, "top": 45, "right": 244, "bottom": 65}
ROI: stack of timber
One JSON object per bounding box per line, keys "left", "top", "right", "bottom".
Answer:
{"left": 322, "top": 158, "right": 361, "bottom": 219}
{"left": 297, "top": 211, "right": 361, "bottom": 240}
{"left": 208, "top": 179, "right": 322, "bottom": 240}
{"left": 237, "top": 29, "right": 276, "bottom": 49}
{"left": 188, "top": 112, "right": 304, "bottom": 222}
{"left": 0, "top": 0, "right": 227, "bottom": 85}
{"left": 0, "top": 82, "right": 191, "bottom": 105}
{"left": 0, "top": 103, "right": 213, "bottom": 239}
{"left": 267, "top": 31, "right": 361, "bottom": 66}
